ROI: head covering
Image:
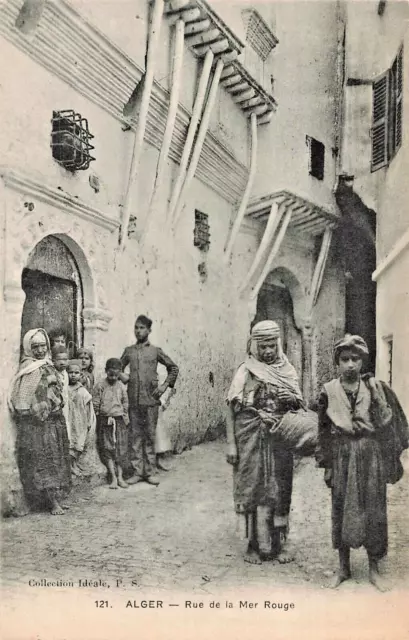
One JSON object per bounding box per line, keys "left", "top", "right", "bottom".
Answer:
{"left": 8, "top": 329, "right": 52, "bottom": 413}
{"left": 227, "top": 321, "right": 303, "bottom": 404}
{"left": 22, "top": 328, "right": 51, "bottom": 360}
{"left": 135, "top": 314, "right": 152, "bottom": 330}
{"left": 67, "top": 359, "right": 82, "bottom": 370}
{"left": 334, "top": 334, "right": 369, "bottom": 363}
{"left": 248, "top": 320, "right": 283, "bottom": 360}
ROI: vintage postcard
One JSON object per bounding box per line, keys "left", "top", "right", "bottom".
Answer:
{"left": 1, "top": 0, "right": 408, "bottom": 638}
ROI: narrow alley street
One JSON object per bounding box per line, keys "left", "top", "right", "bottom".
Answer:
{"left": 2, "top": 440, "right": 409, "bottom": 595}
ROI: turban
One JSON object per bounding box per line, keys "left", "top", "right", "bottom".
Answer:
{"left": 67, "top": 359, "right": 82, "bottom": 369}
{"left": 248, "top": 320, "right": 282, "bottom": 360}
{"left": 334, "top": 334, "right": 369, "bottom": 363}
{"left": 250, "top": 320, "right": 281, "bottom": 341}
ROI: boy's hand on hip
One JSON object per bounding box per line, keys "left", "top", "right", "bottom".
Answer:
{"left": 152, "top": 383, "right": 167, "bottom": 399}
{"left": 324, "top": 468, "right": 333, "bottom": 488}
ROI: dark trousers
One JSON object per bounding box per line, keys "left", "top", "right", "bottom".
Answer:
{"left": 129, "top": 406, "right": 159, "bottom": 477}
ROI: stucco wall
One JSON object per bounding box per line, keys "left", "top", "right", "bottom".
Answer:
{"left": 375, "top": 249, "right": 409, "bottom": 418}
{"left": 0, "top": 0, "right": 345, "bottom": 514}
{"left": 253, "top": 0, "right": 339, "bottom": 212}
{"left": 341, "top": 2, "right": 409, "bottom": 404}
{"left": 342, "top": 1, "right": 409, "bottom": 258}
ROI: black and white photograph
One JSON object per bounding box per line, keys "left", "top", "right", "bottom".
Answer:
{"left": 1, "top": 0, "right": 408, "bottom": 638}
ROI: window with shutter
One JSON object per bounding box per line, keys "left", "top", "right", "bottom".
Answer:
{"left": 241, "top": 10, "right": 278, "bottom": 95}
{"left": 395, "top": 46, "right": 403, "bottom": 150}
{"left": 371, "top": 72, "right": 389, "bottom": 171}
{"left": 371, "top": 45, "right": 404, "bottom": 171}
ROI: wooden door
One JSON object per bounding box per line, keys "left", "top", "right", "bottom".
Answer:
{"left": 21, "top": 268, "right": 78, "bottom": 354}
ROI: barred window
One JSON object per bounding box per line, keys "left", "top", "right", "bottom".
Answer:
{"left": 194, "top": 210, "right": 210, "bottom": 252}
{"left": 371, "top": 46, "right": 403, "bottom": 171}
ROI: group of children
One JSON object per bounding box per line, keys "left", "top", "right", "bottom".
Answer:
{"left": 48, "top": 314, "right": 179, "bottom": 490}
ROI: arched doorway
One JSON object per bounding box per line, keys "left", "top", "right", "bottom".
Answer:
{"left": 20, "top": 235, "right": 83, "bottom": 354}
{"left": 254, "top": 278, "right": 303, "bottom": 379}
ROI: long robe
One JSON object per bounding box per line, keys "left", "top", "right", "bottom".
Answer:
{"left": 317, "top": 376, "right": 408, "bottom": 559}
{"left": 10, "top": 359, "right": 71, "bottom": 503}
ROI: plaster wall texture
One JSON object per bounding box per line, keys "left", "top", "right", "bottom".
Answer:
{"left": 341, "top": 2, "right": 409, "bottom": 399}
{"left": 252, "top": 0, "right": 339, "bottom": 212}
{"left": 375, "top": 250, "right": 409, "bottom": 419}
{"left": 342, "top": 1, "right": 409, "bottom": 257}
{"left": 0, "top": 0, "right": 344, "bottom": 514}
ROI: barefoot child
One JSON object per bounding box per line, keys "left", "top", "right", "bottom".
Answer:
{"left": 67, "top": 360, "right": 96, "bottom": 477}
{"left": 316, "top": 334, "right": 408, "bottom": 591}
{"left": 93, "top": 358, "right": 129, "bottom": 489}
{"left": 77, "top": 348, "right": 95, "bottom": 393}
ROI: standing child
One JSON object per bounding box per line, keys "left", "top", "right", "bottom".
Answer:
{"left": 120, "top": 315, "right": 179, "bottom": 486}
{"left": 67, "top": 360, "right": 96, "bottom": 477}
{"left": 316, "top": 334, "right": 408, "bottom": 591}
{"left": 52, "top": 346, "right": 70, "bottom": 441}
{"left": 93, "top": 358, "right": 130, "bottom": 489}
{"left": 77, "top": 348, "right": 95, "bottom": 393}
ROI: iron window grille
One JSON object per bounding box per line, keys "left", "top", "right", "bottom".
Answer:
{"left": 194, "top": 210, "right": 210, "bottom": 252}
{"left": 51, "top": 110, "right": 95, "bottom": 171}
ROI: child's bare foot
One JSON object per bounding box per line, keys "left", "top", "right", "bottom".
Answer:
{"left": 118, "top": 479, "right": 129, "bottom": 489}
{"left": 127, "top": 475, "right": 143, "bottom": 485}
{"left": 157, "top": 460, "right": 171, "bottom": 472}
{"left": 50, "top": 500, "right": 65, "bottom": 515}
{"left": 331, "top": 570, "right": 351, "bottom": 588}
{"left": 369, "top": 568, "right": 389, "bottom": 592}
{"left": 244, "top": 546, "right": 262, "bottom": 565}
{"left": 109, "top": 480, "right": 118, "bottom": 489}
{"left": 277, "top": 550, "right": 295, "bottom": 564}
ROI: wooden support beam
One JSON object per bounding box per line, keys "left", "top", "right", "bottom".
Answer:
{"left": 186, "top": 28, "right": 220, "bottom": 46}
{"left": 239, "top": 201, "right": 284, "bottom": 295}
{"left": 223, "top": 113, "right": 258, "bottom": 262}
{"left": 221, "top": 65, "right": 236, "bottom": 79}
{"left": 184, "top": 19, "right": 211, "bottom": 35}
{"left": 257, "top": 112, "right": 273, "bottom": 125}
{"left": 249, "top": 206, "right": 293, "bottom": 300}
{"left": 233, "top": 88, "right": 256, "bottom": 103}
{"left": 308, "top": 225, "right": 333, "bottom": 309}
{"left": 221, "top": 74, "right": 242, "bottom": 88}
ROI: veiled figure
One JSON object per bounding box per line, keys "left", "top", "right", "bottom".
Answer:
{"left": 226, "top": 320, "right": 304, "bottom": 564}
{"left": 9, "top": 329, "right": 71, "bottom": 515}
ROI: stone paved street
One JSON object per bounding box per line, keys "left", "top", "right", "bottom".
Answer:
{"left": 2, "top": 440, "right": 409, "bottom": 596}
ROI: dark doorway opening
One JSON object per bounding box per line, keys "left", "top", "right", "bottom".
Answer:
{"left": 20, "top": 235, "right": 83, "bottom": 355}
{"left": 254, "top": 282, "right": 302, "bottom": 378}
{"left": 335, "top": 180, "right": 377, "bottom": 374}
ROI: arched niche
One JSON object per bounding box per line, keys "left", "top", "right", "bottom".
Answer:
{"left": 21, "top": 235, "right": 87, "bottom": 353}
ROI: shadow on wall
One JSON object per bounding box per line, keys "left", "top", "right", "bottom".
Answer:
{"left": 335, "top": 179, "right": 377, "bottom": 373}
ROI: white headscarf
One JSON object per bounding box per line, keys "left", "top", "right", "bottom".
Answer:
{"left": 8, "top": 328, "right": 52, "bottom": 413}
{"left": 227, "top": 321, "right": 303, "bottom": 403}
